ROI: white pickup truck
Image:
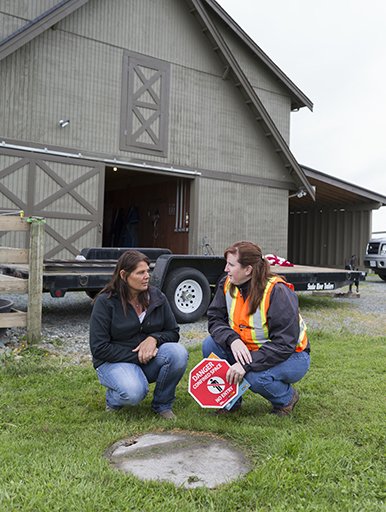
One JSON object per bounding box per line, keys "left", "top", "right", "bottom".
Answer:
{"left": 364, "top": 234, "right": 386, "bottom": 281}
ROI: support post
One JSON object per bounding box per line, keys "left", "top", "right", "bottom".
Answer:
{"left": 26, "top": 218, "right": 45, "bottom": 344}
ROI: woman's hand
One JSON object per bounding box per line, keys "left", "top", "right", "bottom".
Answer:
{"left": 230, "top": 339, "right": 252, "bottom": 365}
{"left": 133, "top": 336, "right": 158, "bottom": 364}
{"left": 226, "top": 362, "right": 246, "bottom": 385}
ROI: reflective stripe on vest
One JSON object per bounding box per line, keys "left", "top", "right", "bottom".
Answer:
{"left": 224, "top": 276, "right": 308, "bottom": 352}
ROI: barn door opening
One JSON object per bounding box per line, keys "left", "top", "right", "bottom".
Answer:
{"left": 103, "top": 167, "right": 191, "bottom": 254}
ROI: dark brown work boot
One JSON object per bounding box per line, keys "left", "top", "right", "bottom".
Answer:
{"left": 271, "top": 388, "right": 299, "bottom": 417}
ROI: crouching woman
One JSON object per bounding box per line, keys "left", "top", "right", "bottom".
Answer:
{"left": 203, "top": 241, "right": 310, "bottom": 416}
{"left": 89, "top": 250, "right": 188, "bottom": 419}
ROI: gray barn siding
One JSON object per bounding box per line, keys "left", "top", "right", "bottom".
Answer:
{"left": 0, "top": 12, "right": 26, "bottom": 41}
{"left": 0, "top": 1, "right": 60, "bottom": 19}
{"left": 0, "top": 0, "right": 298, "bottom": 256}
{"left": 288, "top": 209, "right": 371, "bottom": 267}
{"left": 59, "top": 0, "right": 219, "bottom": 76}
{"left": 254, "top": 87, "right": 291, "bottom": 144}
{"left": 170, "top": 64, "right": 291, "bottom": 182}
{"left": 197, "top": 179, "right": 289, "bottom": 256}
{"left": 214, "top": 16, "right": 291, "bottom": 142}
{"left": 0, "top": 0, "right": 291, "bottom": 184}
{"left": 45, "top": 217, "right": 99, "bottom": 258}
{"left": 0, "top": 154, "right": 28, "bottom": 207}
{"left": 0, "top": 29, "right": 120, "bottom": 151}
{"left": 57, "top": 0, "right": 292, "bottom": 175}
{"left": 0, "top": 153, "right": 27, "bottom": 249}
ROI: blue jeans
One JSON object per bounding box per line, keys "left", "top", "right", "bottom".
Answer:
{"left": 96, "top": 343, "right": 188, "bottom": 413}
{"left": 202, "top": 336, "right": 310, "bottom": 408}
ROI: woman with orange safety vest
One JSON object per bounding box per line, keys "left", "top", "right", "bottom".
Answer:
{"left": 202, "top": 240, "right": 310, "bottom": 416}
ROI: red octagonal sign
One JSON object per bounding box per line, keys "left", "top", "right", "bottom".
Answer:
{"left": 188, "top": 358, "right": 238, "bottom": 408}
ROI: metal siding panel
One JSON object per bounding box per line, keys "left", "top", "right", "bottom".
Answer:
{"left": 170, "top": 65, "right": 290, "bottom": 182}
{"left": 0, "top": 230, "right": 26, "bottom": 249}
{"left": 47, "top": 217, "right": 89, "bottom": 239}
{"left": 288, "top": 207, "right": 372, "bottom": 267}
{"left": 0, "top": 0, "right": 300, "bottom": 259}
{"left": 359, "top": 211, "right": 370, "bottom": 266}
{"left": 215, "top": 16, "right": 291, "bottom": 142}
{"left": 256, "top": 88, "right": 291, "bottom": 144}
{"left": 0, "top": 12, "right": 26, "bottom": 40}
{"left": 59, "top": 0, "right": 222, "bottom": 76}
{"left": 0, "top": 1, "right": 61, "bottom": 19}
{"left": 305, "top": 211, "right": 313, "bottom": 263}
{"left": 0, "top": 0, "right": 294, "bottom": 191}
{"left": 0, "top": 28, "right": 122, "bottom": 153}
{"left": 197, "top": 179, "right": 288, "bottom": 256}
{"left": 335, "top": 211, "right": 343, "bottom": 265}
{"left": 34, "top": 161, "right": 61, "bottom": 204}
{"left": 0, "top": 157, "right": 29, "bottom": 206}
{"left": 0, "top": 47, "right": 31, "bottom": 136}
{"left": 310, "top": 210, "right": 318, "bottom": 264}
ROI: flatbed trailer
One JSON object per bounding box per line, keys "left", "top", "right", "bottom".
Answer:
{"left": 0, "top": 247, "right": 366, "bottom": 323}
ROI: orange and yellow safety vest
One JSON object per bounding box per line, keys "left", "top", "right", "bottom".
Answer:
{"left": 223, "top": 276, "right": 308, "bottom": 352}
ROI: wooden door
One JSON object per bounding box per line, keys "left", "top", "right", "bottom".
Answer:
{"left": 0, "top": 149, "right": 104, "bottom": 258}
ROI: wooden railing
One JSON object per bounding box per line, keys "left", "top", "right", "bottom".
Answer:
{"left": 0, "top": 215, "right": 45, "bottom": 344}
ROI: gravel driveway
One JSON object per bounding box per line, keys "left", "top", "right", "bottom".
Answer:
{"left": 1, "top": 277, "right": 385, "bottom": 362}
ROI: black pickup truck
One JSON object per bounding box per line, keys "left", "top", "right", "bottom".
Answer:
{"left": 0, "top": 247, "right": 365, "bottom": 323}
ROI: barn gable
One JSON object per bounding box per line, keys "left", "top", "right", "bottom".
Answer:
{"left": 0, "top": 0, "right": 314, "bottom": 257}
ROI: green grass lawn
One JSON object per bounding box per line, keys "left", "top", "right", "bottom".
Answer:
{"left": 1, "top": 331, "right": 385, "bottom": 512}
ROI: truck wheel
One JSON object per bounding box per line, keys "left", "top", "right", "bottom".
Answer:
{"left": 164, "top": 267, "right": 211, "bottom": 323}
{"left": 379, "top": 274, "right": 386, "bottom": 282}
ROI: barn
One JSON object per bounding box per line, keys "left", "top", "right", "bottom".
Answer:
{"left": 0, "top": 0, "right": 384, "bottom": 265}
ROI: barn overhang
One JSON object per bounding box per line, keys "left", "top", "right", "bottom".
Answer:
{"left": 290, "top": 165, "right": 386, "bottom": 212}
{"left": 288, "top": 166, "right": 386, "bottom": 268}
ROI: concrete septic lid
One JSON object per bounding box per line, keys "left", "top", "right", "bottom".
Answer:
{"left": 105, "top": 431, "right": 251, "bottom": 489}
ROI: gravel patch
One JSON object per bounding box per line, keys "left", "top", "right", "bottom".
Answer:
{"left": 0, "top": 278, "right": 385, "bottom": 361}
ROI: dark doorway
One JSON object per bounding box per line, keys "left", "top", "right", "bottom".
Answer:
{"left": 103, "top": 167, "right": 191, "bottom": 254}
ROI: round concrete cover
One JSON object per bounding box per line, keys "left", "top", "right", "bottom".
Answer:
{"left": 106, "top": 432, "right": 251, "bottom": 488}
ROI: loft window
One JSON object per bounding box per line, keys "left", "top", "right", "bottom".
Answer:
{"left": 120, "top": 51, "right": 170, "bottom": 156}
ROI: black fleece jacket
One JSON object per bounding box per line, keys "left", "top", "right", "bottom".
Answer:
{"left": 89, "top": 286, "right": 180, "bottom": 369}
{"left": 208, "top": 276, "right": 310, "bottom": 373}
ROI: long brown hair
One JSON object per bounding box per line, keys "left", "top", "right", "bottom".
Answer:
{"left": 224, "top": 241, "right": 277, "bottom": 315}
{"left": 98, "top": 250, "right": 150, "bottom": 314}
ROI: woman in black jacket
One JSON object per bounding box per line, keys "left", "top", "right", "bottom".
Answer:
{"left": 89, "top": 250, "right": 188, "bottom": 419}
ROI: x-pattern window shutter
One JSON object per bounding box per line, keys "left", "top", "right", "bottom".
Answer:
{"left": 120, "top": 52, "right": 170, "bottom": 156}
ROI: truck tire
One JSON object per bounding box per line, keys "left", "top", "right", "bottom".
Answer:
{"left": 163, "top": 267, "right": 211, "bottom": 323}
{"left": 379, "top": 274, "right": 386, "bottom": 282}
